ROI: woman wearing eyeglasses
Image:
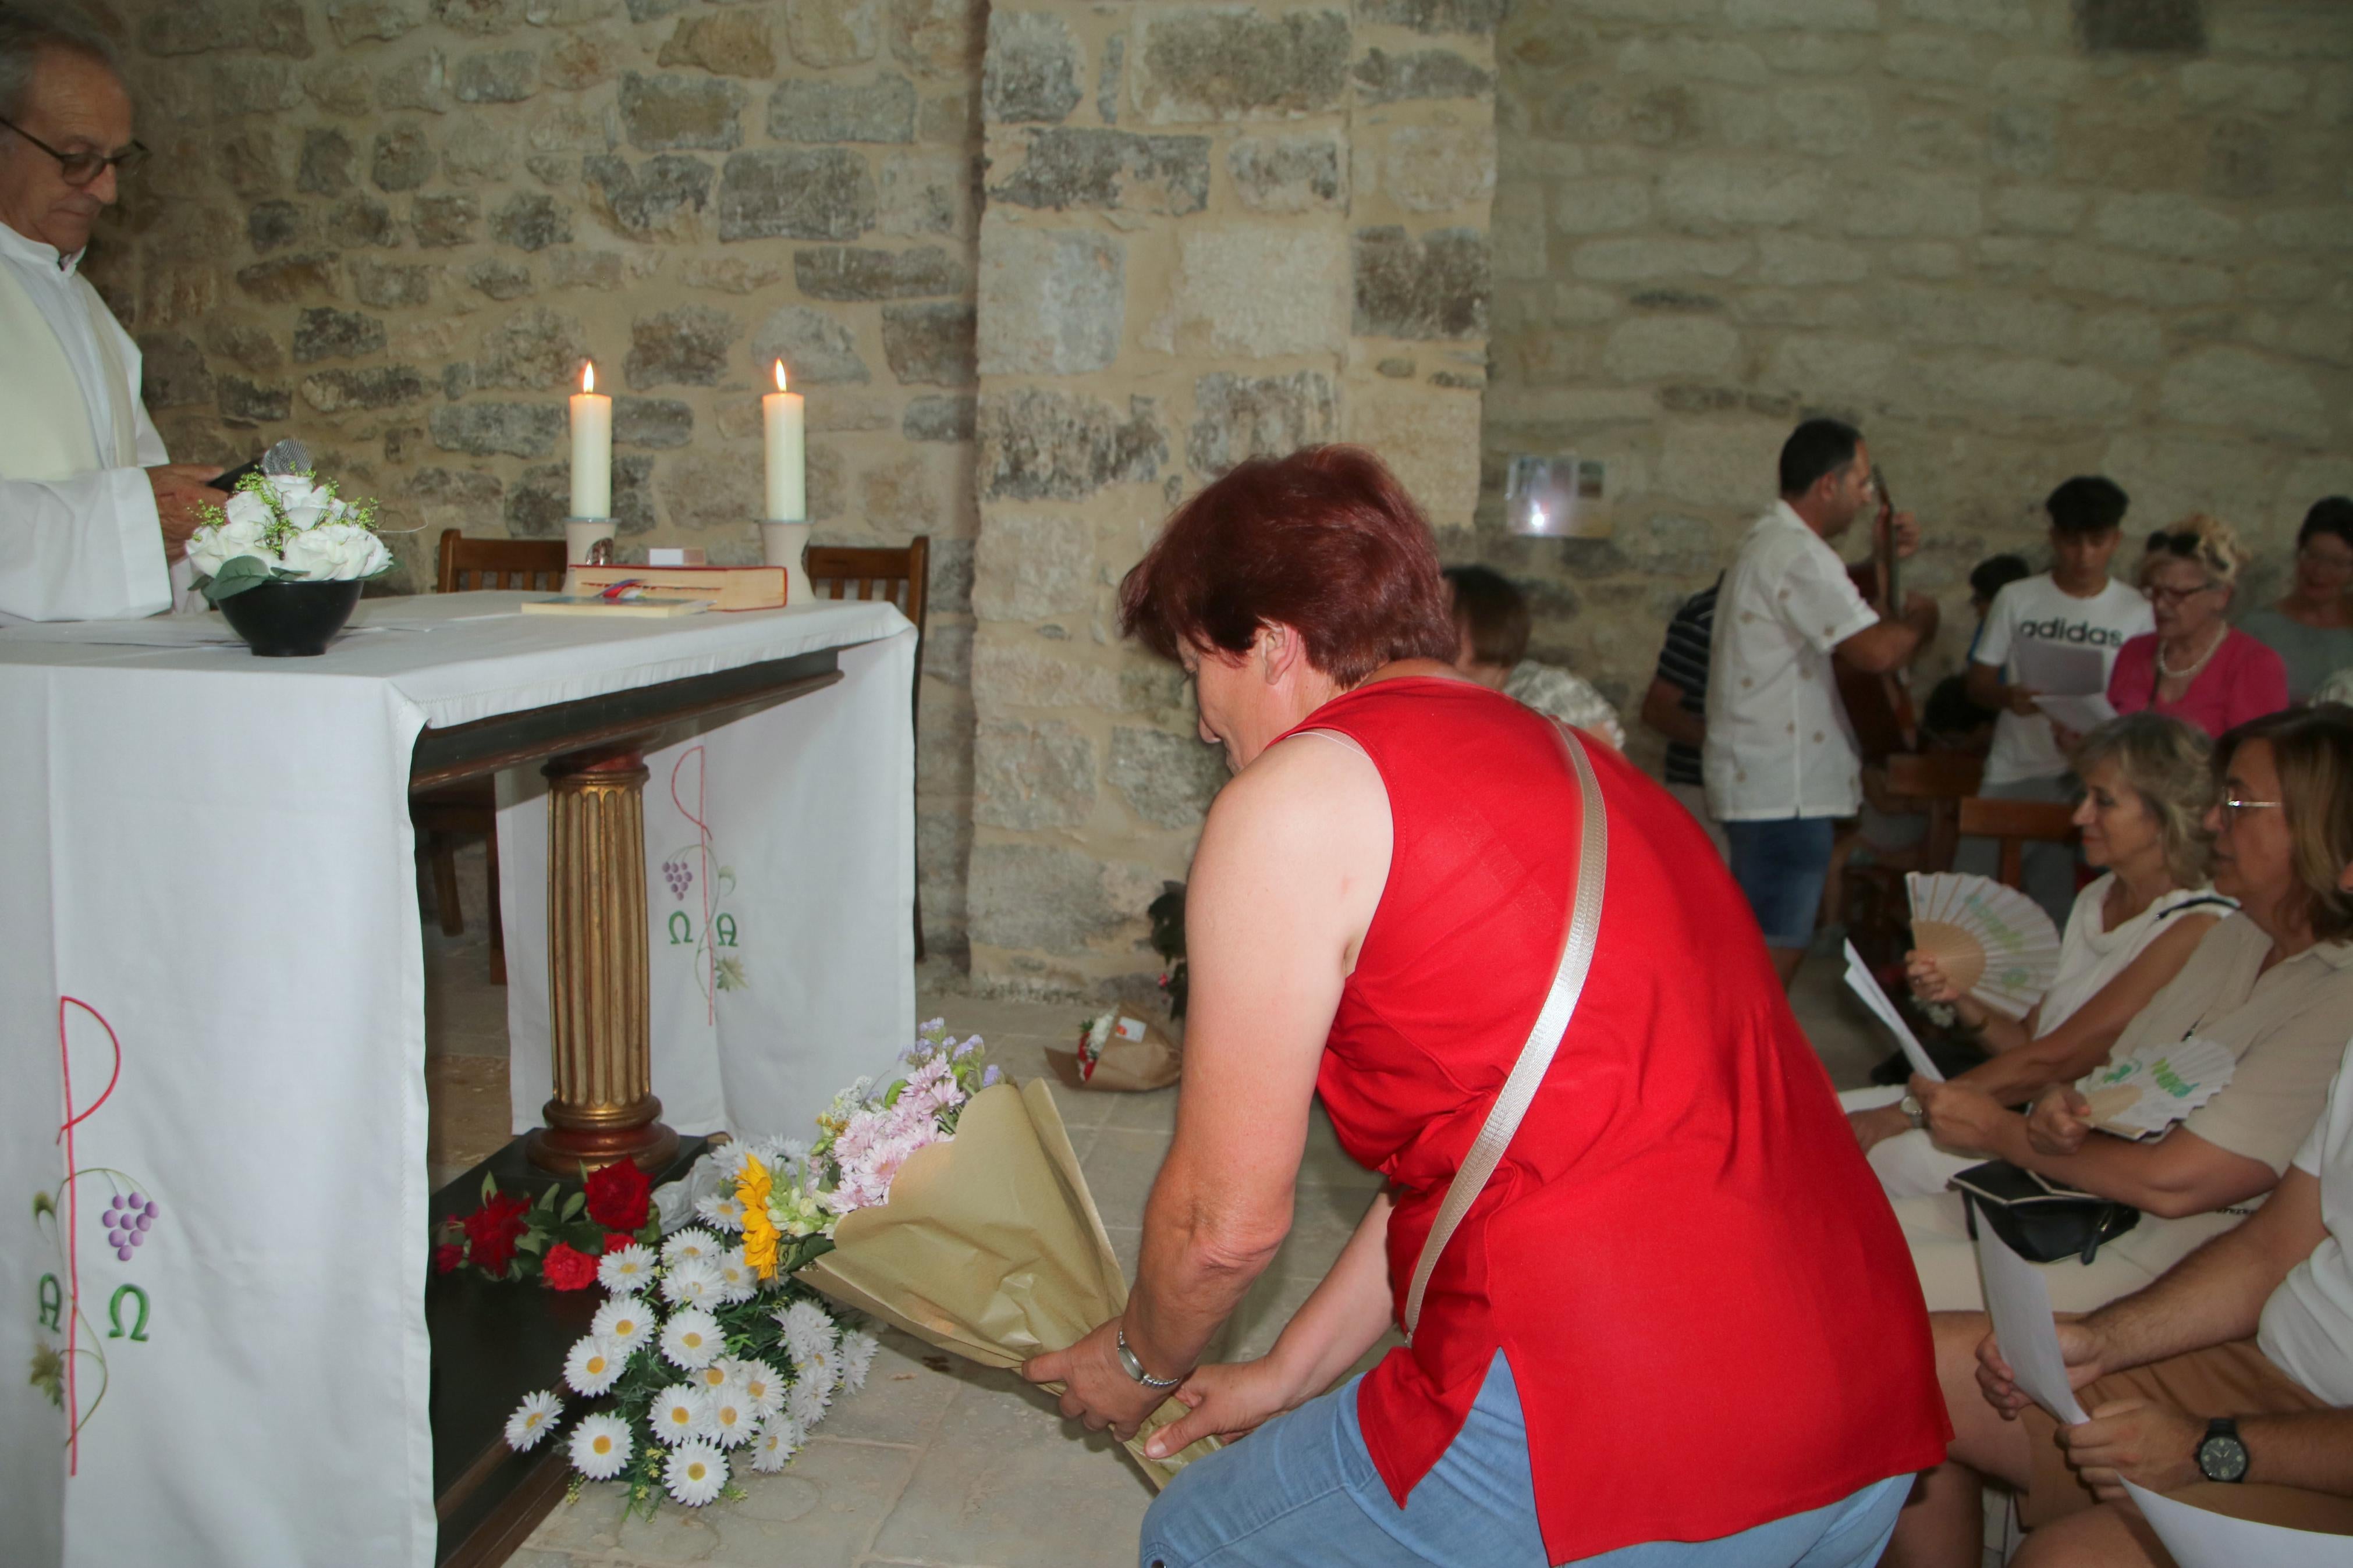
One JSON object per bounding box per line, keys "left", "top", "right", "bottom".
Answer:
{"left": 2240, "top": 497, "right": 2353, "bottom": 705}
{"left": 2104, "top": 515, "right": 2290, "bottom": 737}
{"left": 1891, "top": 706, "right": 2353, "bottom": 1313}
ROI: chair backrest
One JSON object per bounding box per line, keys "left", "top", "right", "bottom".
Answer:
{"left": 437, "top": 529, "right": 568, "bottom": 594}
{"left": 805, "top": 538, "right": 930, "bottom": 720}
{"left": 1885, "top": 752, "right": 1986, "bottom": 874}
{"left": 1957, "top": 797, "right": 2079, "bottom": 890}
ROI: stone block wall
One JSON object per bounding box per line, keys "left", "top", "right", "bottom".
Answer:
{"left": 961, "top": 2, "right": 1499, "bottom": 1000}
{"left": 77, "top": 0, "right": 987, "bottom": 961}
{"left": 1478, "top": 0, "right": 2353, "bottom": 769}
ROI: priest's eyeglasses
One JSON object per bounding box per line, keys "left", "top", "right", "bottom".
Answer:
{"left": 0, "top": 117, "right": 147, "bottom": 187}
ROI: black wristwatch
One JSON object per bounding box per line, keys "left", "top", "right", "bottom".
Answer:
{"left": 2195, "top": 1417, "right": 2249, "bottom": 1483}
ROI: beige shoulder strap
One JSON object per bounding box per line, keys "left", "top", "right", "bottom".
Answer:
{"left": 0, "top": 261, "right": 101, "bottom": 479}
{"left": 1401, "top": 722, "right": 1609, "bottom": 1343}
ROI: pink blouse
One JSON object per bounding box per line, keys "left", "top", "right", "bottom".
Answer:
{"left": 2107, "top": 628, "right": 2290, "bottom": 737}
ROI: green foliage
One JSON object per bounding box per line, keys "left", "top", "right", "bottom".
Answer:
{"left": 196, "top": 553, "right": 285, "bottom": 603}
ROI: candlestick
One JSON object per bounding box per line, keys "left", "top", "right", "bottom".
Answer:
{"left": 569, "top": 361, "right": 612, "bottom": 522}
{"left": 762, "top": 360, "right": 804, "bottom": 522}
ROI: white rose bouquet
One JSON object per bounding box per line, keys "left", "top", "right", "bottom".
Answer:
{"left": 187, "top": 470, "right": 393, "bottom": 602}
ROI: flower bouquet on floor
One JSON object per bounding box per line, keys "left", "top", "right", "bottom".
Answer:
{"left": 733, "top": 1019, "right": 1222, "bottom": 1488}
{"left": 495, "top": 1162, "right": 876, "bottom": 1516}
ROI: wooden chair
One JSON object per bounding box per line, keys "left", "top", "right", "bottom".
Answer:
{"left": 1957, "top": 797, "right": 2079, "bottom": 892}
{"left": 1884, "top": 752, "right": 1985, "bottom": 876}
{"left": 413, "top": 531, "right": 567, "bottom": 982}
{"left": 805, "top": 538, "right": 931, "bottom": 960}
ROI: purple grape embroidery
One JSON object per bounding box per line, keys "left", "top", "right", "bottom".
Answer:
{"left": 662, "top": 859, "right": 693, "bottom": 900}
{"left": 103, "top": 1192, "right": 159, "bottom": 1263}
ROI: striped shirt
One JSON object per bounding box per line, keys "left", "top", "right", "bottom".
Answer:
{"left": 1655, "top": 578, "right": 1719, "bottom": 785}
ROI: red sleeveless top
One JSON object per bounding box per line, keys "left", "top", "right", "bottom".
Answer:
{"left": 1292, "top": 678, "right": 1947, "bottom": 1562}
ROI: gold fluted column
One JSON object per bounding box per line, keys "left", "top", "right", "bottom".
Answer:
{"left": 525, "top": 746, "right": 680, "bottom": 1175}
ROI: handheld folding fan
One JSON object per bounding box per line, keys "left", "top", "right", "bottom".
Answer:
{"left": 1904, "top": 872, "right": 2064, "bottom": 1021}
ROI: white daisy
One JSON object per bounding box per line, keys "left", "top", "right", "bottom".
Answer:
{"left": 776, "top": 1299, "right": 837, "bottom": 1364}
{"left": 661, "top": 1257, "right": 722, "bottom": 1308}
{"left": 597, "top": 1242, "right": 656, "bottom": 1294}
{"left": 591, "top": 1295, "right": 653, "bottom": 1352}
{"left": 650, "top": 1382, "right": 712, "bottom": 1446}
{"left": 661, "top": 1305, "right": 725, "bottom": 1370}
{"left": 712, "top": 1249, "right": 759, "bottom": 1304}
{"left": 736, "top": 1357, "right": 787, "bottom": 1416}
{"left": 503, "top": 1390, "right": 563, "bottom": 1452}
{"left": 705, "top": 1387, "right": 757, "bottom": 1448}
{"left": 694, "top": 1192, "right": 747, "bottom": 1232}
{"left": 786, "top": 1376, "right": 829, "bottom": 1432}
{"left": 568, "top": 1412, "right": 632, "bottom": 1480}
{"left": 747, "top": 1413, "right": 803, "bottom": 1473}
{"left": 710, "top": 1142, "right": 757, "bottom": 1182}
{"left": 661, "top": 1227, "right": 722, "bottom": 1266}
{"left": 563, "top": 1334, "right": 627, "bottom": 1396}
{"left": 839, "top": 1331, "right": 879, "bottom": 1393}
{"left": 664, "top": 1438, "right": 728, "bottom": 1506}
{"left": 694, "top": 1359, "right": 734, "bottom": 1391}
{"left": 795, "top": 1338, "right": 841, "bottom": 1396}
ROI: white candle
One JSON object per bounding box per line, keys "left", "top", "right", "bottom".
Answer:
{"left": 569, "top": 361, "right": 612, "bottom": 519}
{"left": 762, "top": 360, "right": 805, "bottom": 522}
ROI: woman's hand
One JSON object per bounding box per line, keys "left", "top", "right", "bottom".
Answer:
{"left": 1142, "top": 1356, "right": 1310, "bottom": 1458}
{"left": 1850, "top": 1104, "right": 1913, "bottom": 1154}
{"left": 2028, "top": 1087, "right": 2095, "bottom": 1159}
{"left": 1905, "top": 950, "right": 1962, "bottom": 1005}
{"left": 1917, "top": 1076, "right": 2012, "bottom": 1158}
{"left": 1023, "top": 1317, "right": 1172, "bottom": 1442}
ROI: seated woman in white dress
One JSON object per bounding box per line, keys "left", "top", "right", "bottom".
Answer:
{"left": 1896, "top": 706, "right": 2353, "bottom": 1312}
{"left": 1844, "top": 714, "right": 2229, "bottom": 1199}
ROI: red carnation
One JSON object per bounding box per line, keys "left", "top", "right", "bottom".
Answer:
{"left": 434, "top": 1243, "right": 464, "bottom": 1274}
{"left": 584, "top": 1157, "right": 651, "bottom": 1231}
{"left": 462, "top": 1192, "right": 531, "bottom": 1276}
{"left": 602, "top": 1231, "right": 638, "bottom": 1253}
{"left": 542, "top": 1242, "right": 598, "bottom": 1291}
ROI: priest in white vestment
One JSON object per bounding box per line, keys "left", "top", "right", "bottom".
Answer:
{"left": 0, "top": 11, "right": 221, "bottom": 624}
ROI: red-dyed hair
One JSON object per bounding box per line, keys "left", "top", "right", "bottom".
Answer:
{"left": 1118, "top": 446, "right": 1458, "bottom": 686}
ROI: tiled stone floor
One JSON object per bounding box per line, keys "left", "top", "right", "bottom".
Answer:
{"left": 419, "top": 841, "right": 1899, "bottom": 1568}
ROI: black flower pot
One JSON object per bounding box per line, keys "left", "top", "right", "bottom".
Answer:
{"left": 216, "top": 579, "right": 364, "bottom": 657}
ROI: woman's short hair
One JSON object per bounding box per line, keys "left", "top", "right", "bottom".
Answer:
{"left": 1442, "top": 564, "right": 1530, "bottom": 669}
{"left": 2069, "top": 714, "right": 2214, "bottom": 890}
{"left": 2298, "top": 496, "right": 2353, "bottom": 554}
{"left": 1118, "top": 446, "right": 1458, "bottom": 685}
{"left": 2138, "top": 513, "right": 2250, "bottom": 589}
{"left": 2212, "top": 707, "right": 2353, "bottom": 944}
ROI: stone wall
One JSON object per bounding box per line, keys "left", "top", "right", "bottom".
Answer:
{"left": 1478, "top": 0, "right": 2353, "bottom": 773}
{"left": 960, "top": 2, "right": 1499, "bottom": 1000}
{"left": 79, "top": 0, "right": 987, "bottom": 961}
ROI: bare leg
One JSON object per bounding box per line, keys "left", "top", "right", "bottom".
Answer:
{"left": 1885, "top": 1313, "right": 2037, "bottom": 1568}
{"left": 2009, "top": 1503, "right": 2171, "bottom": 1568}
{"left": 1769, "top": 944, "right": 1806, "bottom": 989}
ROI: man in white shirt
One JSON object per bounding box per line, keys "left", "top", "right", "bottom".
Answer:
{"left": 1888, "top": 1033, "right": 2353, "bottom": 1565}
{"left": 0, "top": 9, "right": 220, "bottom": 623}
{"left": 1705, "top": 418, "right": 1938, "bottom": 986}
{"left": 1960, "top": 477, "right": 2155, "bottom": 927}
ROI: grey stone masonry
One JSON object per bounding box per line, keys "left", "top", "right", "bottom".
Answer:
{"left": 987, "top": 127, "right": 1211, "bottom": 216}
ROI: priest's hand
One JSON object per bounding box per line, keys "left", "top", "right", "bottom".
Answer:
{"left": 149, "top": 464, "right": 226, "bottom": 562}
{"left": 1023, "top": 1315, "right": 1169, "bottom": 1441}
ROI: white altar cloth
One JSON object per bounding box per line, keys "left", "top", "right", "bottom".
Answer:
{"left": 0, "top": 592, "right": 915, "bottom": 1568}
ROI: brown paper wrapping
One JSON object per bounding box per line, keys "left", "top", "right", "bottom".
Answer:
{"left": 797, "top": 1078, "right": 1221, "bottom": 1489}
{"left": 1045, "top": 1014, "right": 1183, "bottom": 1093}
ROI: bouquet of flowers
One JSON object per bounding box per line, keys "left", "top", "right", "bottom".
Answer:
{"left": 496, "top": 1146, "right": 875, "bottom": 1514}
{"left": 735, "top": 1019, "right": 1220, "bottom": 1488}
{"left": 436, "top": 1157, "right": 667, "bottom": 1288}
{"left": 186, "top": 469, "right": 393, "bottom": 602}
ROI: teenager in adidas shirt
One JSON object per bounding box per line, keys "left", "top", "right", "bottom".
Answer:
{"left": 1960, "top": 477, "right": 2154, "bottom": 927}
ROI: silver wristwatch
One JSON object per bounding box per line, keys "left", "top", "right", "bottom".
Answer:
{"left": 1899, "top": 1093, "right": 1927, "bottom": 1130}
{"left": 1116, "top": 1327, "right": 1182, "bottom": 1389}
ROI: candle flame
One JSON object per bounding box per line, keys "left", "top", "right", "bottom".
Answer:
{"left": 773, "top": 360, "right": 788, "bottom": 394}
{"left": 582, "top": 361, "right": 596, "bottom": 394}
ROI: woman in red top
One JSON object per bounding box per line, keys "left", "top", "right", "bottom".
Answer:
{"left": 1024, "top": 447, "right": 1947, "bottom": 1566}
{"left": 2107, "top": 517, "right": 2289, "bottom": 737}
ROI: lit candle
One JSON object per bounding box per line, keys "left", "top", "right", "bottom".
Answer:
{"left": 762, "top": 360, "right": 804, "bottom": 522}
{"left": 569, "top": 361, "right": 612, "bottom": 520}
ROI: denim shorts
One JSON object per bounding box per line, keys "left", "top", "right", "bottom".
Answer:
{"left": 1139, "top": 1351, "right": 1909, "bottom": 1568}
{"left": 1722, "top": 815, "right": 1839, "bottom": 950}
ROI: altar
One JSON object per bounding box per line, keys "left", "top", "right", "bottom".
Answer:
{"left": 0, "top": 592, "right": 917, "bottom": 1568}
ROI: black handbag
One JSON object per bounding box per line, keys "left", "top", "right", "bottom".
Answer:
{"left": 1951, "top": 1161, "right": 2140, "bottom": 1265}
